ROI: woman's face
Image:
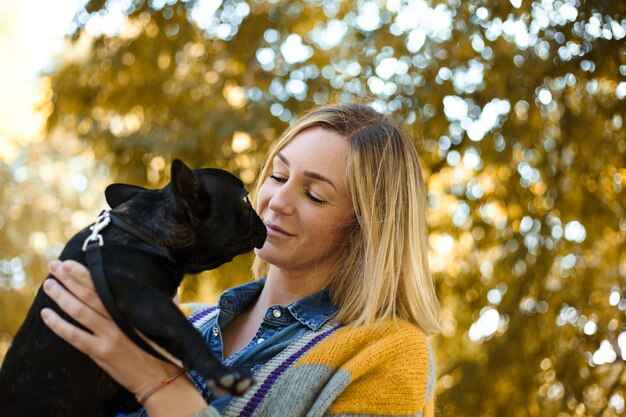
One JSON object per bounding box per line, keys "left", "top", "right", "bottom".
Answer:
{"left": 255, "top": 126, "right": 354, "bottom": 275}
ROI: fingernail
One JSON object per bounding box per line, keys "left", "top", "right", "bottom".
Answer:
{"left": 43, "top": 279, "right": 56, "bottom": 292}
{"left": 41, "top": 308, "right": 50, "bottom": 320}
{"left": 49, "top": 260, "right": 61, "bottom": 273}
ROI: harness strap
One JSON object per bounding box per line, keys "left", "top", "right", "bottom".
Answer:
{"left": 82, "top": 211, "right": 178, "bottom": 366}
{"left": 84, "top": 241, "right": 176, "bottom": 365}
{"left": 108, "top": 212, "right": 178, "bottom": 265}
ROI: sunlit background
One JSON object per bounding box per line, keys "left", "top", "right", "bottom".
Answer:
{"left": 1, "top": 0, "right": 625, "bottom": 415}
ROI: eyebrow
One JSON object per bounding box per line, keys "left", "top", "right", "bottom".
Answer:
{"left": 276, "top": 152, "right": 337, "bottom": 191}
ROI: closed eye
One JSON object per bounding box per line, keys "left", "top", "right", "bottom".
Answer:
{"left": 306, "top": 192, "right": 326, "bottom": 205}
{"left": 270, "top": 174, "right": 327, "bottom": 205}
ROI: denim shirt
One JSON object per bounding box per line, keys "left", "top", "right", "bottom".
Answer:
{"left": 119, "top": 278, "right": 337, "bottom": 416}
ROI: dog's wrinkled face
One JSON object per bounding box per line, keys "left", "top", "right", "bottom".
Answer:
{"left": 105, "top": 159, "right": 266, "bottom": 273}
{"left": 186, "top": 167, "right": 267, "bottom": 271}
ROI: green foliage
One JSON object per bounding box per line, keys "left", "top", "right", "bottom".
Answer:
{"left": 2, "top": 0, "right": 626, "bottom": 415}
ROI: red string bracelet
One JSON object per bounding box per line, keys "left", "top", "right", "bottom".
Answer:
{"left": 136, "top": 369, "right": 186, "bottom": 404}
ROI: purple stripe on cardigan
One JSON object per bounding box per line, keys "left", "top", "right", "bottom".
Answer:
{"left": 238, "top": 325, "right": 342, "bottom": 417}
{"left": 187, "top": 306, "right": 218, "bottom": 327}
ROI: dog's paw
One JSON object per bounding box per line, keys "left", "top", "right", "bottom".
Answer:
{"left": 234, "top": 377, "right": 253, "bottom": 393}
{"left": 207, "top": 379, "right": 229, "bottom": 397}
{"left": 207, "top": 371, "right": 253, "bottom": 397}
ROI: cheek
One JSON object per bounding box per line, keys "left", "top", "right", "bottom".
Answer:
{"left": 256, "top": 180, "right": 271, "bottom": 215}
{"left": 306, "top": 212, "right": 353, "bottom": 244}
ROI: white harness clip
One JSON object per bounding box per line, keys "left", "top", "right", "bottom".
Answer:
{"left": 82, "top": 211, "right": 112, "bottom": 251}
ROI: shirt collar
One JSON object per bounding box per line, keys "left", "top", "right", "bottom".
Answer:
{"left": 287, "top": 287, "right": 337, "bottom": 331}
{"left": 217, "top": 278, "right": 265, "bottom": 315}
{"left": 217, "top": 278, "right": 337, "bottom": 331}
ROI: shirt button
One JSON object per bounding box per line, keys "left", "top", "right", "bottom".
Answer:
{"left": 213, "top": 327, "right": 219, "bottom": 336}
{"left": 272, "top": 309, "right": 282, "bottom": 318}
{"left": 256, "top": 338, "right": 265, "bottom": 344}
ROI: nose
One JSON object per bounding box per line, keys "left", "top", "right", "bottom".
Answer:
{"left": 268, "top": 182, "right": 295, "bottom": 215}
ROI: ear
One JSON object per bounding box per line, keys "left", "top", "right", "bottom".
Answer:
{"left": 171, "top": 159, "right": 198, "bottom": 210}
{"left": 105, "top": 184, "right": 147, "bottom": 208}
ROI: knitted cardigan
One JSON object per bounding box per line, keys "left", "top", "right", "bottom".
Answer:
{"left": 183, "top": 305, "right": 436, "bottom": 417}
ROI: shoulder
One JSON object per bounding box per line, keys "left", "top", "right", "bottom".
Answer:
{"left": 303, "top": 319, "right": 431, "bottom": 368}
{"left": 299, "top": 319, "right": 435, "bottom": 415}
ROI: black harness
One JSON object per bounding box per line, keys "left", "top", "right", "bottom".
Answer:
{"left": 81, "top": 210, "right": 178, "bottom": 365}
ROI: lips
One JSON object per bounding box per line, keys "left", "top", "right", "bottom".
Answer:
{"left": 265, "top": 222, "right": 295, "bottom": 237}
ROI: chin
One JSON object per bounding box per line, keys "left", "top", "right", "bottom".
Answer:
{"left": 255, "top": 246, "right": 296, "bottom": 270}
{"left": 255, "top": 246, "right": 279, "bottom": 264}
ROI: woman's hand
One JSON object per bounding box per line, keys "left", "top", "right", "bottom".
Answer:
{"left": 42, "top": 260, "right": 210, "bottom": 417}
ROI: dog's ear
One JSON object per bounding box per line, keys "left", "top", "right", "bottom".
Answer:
{"left": 105, "top": 184, "right": 147, "bottom": 208}
{"left": 171, "top": 159, "right": 199, "bottom": 211}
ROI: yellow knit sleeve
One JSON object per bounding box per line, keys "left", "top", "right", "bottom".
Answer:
{"left": 300, "top": 320, "right": 435, "bottom": 416}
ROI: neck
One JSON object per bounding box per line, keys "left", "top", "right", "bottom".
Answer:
{"left": 257, "top": 265, "right": 333, "bottom": 307}
{"left": 113, "top": 202, "right": 161, "bottom": 236}
{"left": 112, "top": 196, "right": 193, "bottom": 249}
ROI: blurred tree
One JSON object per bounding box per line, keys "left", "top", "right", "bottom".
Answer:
{"left": 0, "top": 0, "right": 112, "bottom": 361}
{"left": 2, "top": 0, "right": 625, "bottom": 415}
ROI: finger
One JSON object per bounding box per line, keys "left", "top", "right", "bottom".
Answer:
{"left": 43, "top": 278, "right": 111, "bottom": 331}
{"left": 49, "top": 260, "right": 109, "bottom": 317}
{"left": 43, "top": 278, "right": 183, "bottom": 368}
{"left": 40, "top": 307, "right": 101, "bottom": 354}
{"left": 51, "top": 260, "right": 93, "bottom": 287}
{"left": 48, "top": 262, "right": 183, "bottom": 366}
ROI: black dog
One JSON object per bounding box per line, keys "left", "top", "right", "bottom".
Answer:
{"left": 0, "top": 159, "right": 266, "bottom": 417}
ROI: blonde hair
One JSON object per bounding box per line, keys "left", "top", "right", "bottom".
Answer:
{"left": 251, "top": 103, "right": 440, "bottom": 335}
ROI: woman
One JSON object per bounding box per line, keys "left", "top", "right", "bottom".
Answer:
{"left": 42, "top": 103, "right": 441, "bottom": 417}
